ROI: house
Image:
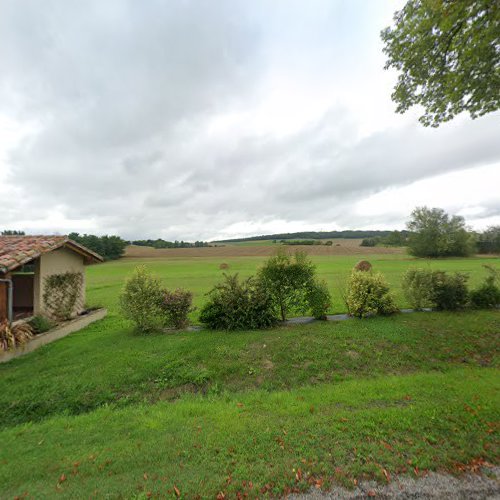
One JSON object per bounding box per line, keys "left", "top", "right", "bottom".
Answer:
{"left": 0, "top": 236, "right": 103, "bottom": 322}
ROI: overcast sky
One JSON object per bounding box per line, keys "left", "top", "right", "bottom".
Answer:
{"left": 0, "top": 0, "right": 499, "bottom": 241}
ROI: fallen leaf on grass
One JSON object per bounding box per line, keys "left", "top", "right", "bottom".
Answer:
{"left": 295, "top": 468, "right": 303, "bottom": 481}
{"left": 174, "top": 485, "right": 181, "bottom": 497}
{"left": 382, "top": 469, "right": 391, "bottom": 483}
{"left": 380, "top": 441, "right": 392, "bottom": 451}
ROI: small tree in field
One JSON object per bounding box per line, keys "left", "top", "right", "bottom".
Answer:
{"left": 258, "top": 249, "right": 331, "bottom": 321}
{"left": 119, "top": 266, "right": 163, "bottom": 332}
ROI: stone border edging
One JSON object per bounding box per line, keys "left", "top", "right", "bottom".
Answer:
{"left": 0, "top": 308, "right": 107, "bottom": 363}
{"left": 284, "top": 307, "right": 434, "bottom": 325}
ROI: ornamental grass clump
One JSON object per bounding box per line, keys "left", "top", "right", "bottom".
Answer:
{"left": 0, "top": 320, "right": 34, "bottom": 351}
{"left": 345, "top": 270, "right": 397, "bottom": 318}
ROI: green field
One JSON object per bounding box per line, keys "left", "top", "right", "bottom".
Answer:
{"left": 0, "top": 253, "right": 499, "bottom": 498}
{"left": 86, "top": 253, "right": 499, "bottom": 319}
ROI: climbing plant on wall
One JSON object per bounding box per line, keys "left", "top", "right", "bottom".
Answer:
{"left": 43, "top": 272, "right": 84, "bottom": 321}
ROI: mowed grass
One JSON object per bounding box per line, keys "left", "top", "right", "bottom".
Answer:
{"left": 1, "top": 368, "right": 497, "bottom": 498}
{"left": 0, "top": 252, "right": 499, "bottom": 498}
{"left": 86, "top": 253, "right": 500, "bottom": 317}
{"left": 1, "top": 311, "right": 498, "bottom": 428}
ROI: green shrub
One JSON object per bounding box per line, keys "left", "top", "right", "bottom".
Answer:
{"left": 402, "top": 268, "right": 435, "bottom": 310}
{"left": 28, "top": 315, "right": 56, "bottom": 334}
{"left": 469, "top": 265, "right": 500, "bottom": 309}
{"left": 119, "top": 266, "right": 163, "bottom": 332}
{"left": 430, "top": 271, "right": 469, "bottom": 311}
{"left": 199, "top": 274, "right": 277, "bottom": 330}
{"left": 258, "top": 249, "right": 323, "bottom": 321}
{"left": 345, "top": 270, "right": 397, "bottom": 318}
{"left": 403, "top": 268, "right": 472, "bottom": 311}
{"left": 307, "top": 280, "right": 331, "bottom": 319}
{"left": 160, "top": 288, "right": 194, "bottom": 329}
{"left": 360, "top": 237, "right": 378, "bottom": 247}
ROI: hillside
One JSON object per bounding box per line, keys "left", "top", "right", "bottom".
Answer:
{"left": 215, "top": 230, "right": 400, "bottom": 243}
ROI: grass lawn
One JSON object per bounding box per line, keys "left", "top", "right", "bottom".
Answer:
{"left": 1, "top": 253, "right": 499, "bottom": 498}
{"left": 1, "top": 368, "right": 497, "bottom": 498}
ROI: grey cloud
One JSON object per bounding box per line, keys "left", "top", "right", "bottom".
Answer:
{"left": 1, "top": 1, "right": 499, "bottom": 239}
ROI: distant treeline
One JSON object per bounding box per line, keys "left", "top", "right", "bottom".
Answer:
{"left": 69, "top": 233, "right": 127, "bottom": 260}
{"left": 217, "top": 230, "right": 395, "bottom": 243}
{"left": 1, "top": 230, "right": 26, "bottom": 235}
{"left": 280, "top": 239, "right": 340, "bottom": 246}
{"left": 477, "top": 226, "right": 500, "bottom": 254}
{"left": 360, "top": 230, "right": 410, "bottom": 247}
{"left": 132, "top": 239, "right": 211, "bottom": 249}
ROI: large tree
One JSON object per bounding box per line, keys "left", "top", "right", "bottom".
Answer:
{"left": 407, "top": 207, "right": 476, "bottom": 257}
{"left": 381, "top": 0, "right": 500, "bottom": 126}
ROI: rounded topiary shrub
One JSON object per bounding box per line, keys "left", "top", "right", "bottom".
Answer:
{"left": 345, "top": 270, "right": 397, "bottom": 318}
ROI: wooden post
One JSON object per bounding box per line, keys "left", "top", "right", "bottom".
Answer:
{"left": 0, "top": 281, "right": 7, "bottom": 322}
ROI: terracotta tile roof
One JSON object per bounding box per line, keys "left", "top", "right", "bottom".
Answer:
{"left": 0, "top": 236, "right": 103, "bottom": 274}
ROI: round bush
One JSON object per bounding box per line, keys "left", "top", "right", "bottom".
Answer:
{"left": 345, "top": 270, "right": 397, "bottom": 318}
{"left": 199, "top": 274, "right": 277, "bottom": 330}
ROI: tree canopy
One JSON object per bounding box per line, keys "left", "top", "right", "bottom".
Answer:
{"left": 69, "top": 233, "right": 127, "bottom": 261}
{"left": 1, "top": 230, "right": 25, "bottom": 235}
{"left": 406, "top": 207, "right": 476, "bottom": 257}
{"left": 477, "top": 225, "right": 500, "bottom": 254}
{"left": 381, "top": 0, "right": 500, "bottom": 126}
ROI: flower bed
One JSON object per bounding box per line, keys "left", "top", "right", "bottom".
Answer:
{"left": 0, "top": 308, "right": 107, "bottom": 363}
